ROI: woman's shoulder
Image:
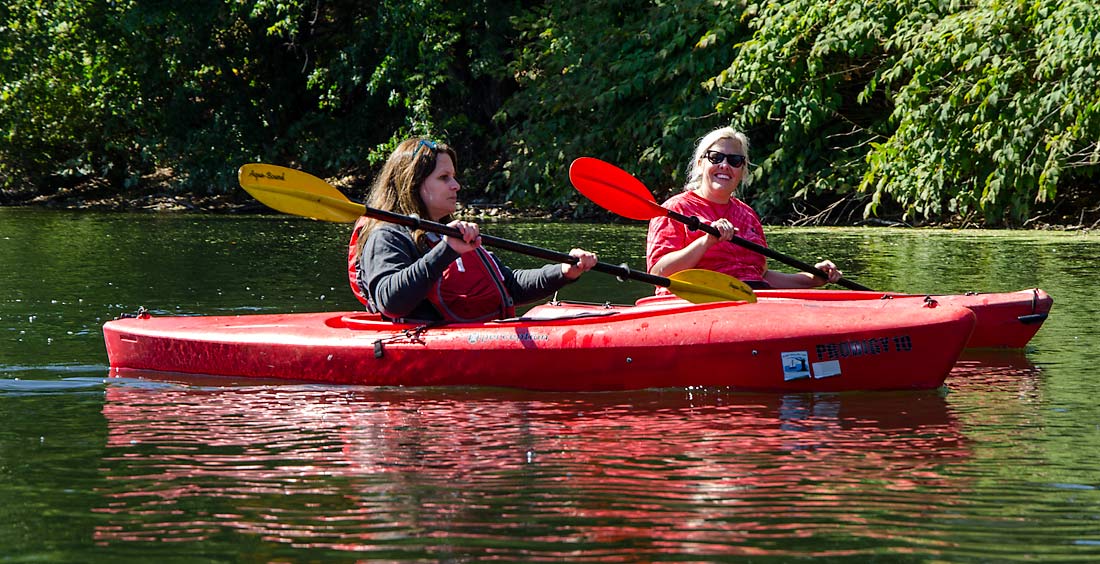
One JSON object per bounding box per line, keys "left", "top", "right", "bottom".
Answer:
{"left": 368, "top": 223, "right": 411, "bottom": 237}
{"left": 661, "top": 189, "right": 695, "bottom": 206}
{"left": 728, "top": 196, "right": 760, "bottom": 216}
{"left": 664, "top": 189, "right": 721, "bottom": 213}
{"left": 366, "top": 223, "right": 415, "bottom": 246}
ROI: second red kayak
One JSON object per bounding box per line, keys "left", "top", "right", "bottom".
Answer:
{"left": 625, "top": 288, "right": 1051, "bottom": 349}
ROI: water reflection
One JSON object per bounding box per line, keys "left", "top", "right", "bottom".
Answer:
{"left": 948, "top": 349, "right": 1043, "bottom": 397}
{"left": 96, "top": 378, "right": 969, "bottom": 559}
{"left": 6, "top": 210, "right": 1099, "bottom": 560}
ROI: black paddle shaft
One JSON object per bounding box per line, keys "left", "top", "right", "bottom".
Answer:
{"left": 365, "top": 206, "right": 674, "bottom": 289}
{"left": 669, "top": 209, "right": 873, "bottom": 291}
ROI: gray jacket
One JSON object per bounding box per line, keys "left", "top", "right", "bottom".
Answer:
{"left": 357, "top": 224, "right": 572, "bottom": 321}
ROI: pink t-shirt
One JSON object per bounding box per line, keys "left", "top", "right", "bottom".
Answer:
{"left": 646, "top": 190, "right": 767, "bottom": 294}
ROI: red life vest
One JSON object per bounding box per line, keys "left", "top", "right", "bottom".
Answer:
{"left": 348, "top": 217, "right": 371, "bottom": 306}
{"left": 426, "top": 247, "right": 516, "bottom": 322}
{"left": 348, "top": 219, "right": 516, "bottom": 322}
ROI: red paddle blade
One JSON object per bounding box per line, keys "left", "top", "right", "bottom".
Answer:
{"left": 568, "top": 157, "right": 666, "bottom": 221}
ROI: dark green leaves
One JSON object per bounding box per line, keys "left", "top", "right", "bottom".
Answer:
{"left": 2, "top": 0, "right": 1096, "bottom": 226}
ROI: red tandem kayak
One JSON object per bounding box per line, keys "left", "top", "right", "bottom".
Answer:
{"left": 103, "top": 299, "right": 976, "bottom": 392}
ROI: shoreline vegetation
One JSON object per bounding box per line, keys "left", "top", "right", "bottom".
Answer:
{"left": 5, "top": 173, "right": 1097, "bottom": 232}
{"left": 3, "top": 1, "right": 1098, "bottom": 229}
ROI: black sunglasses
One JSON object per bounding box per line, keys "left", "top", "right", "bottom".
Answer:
{"left": 703, "top": 150, "right": 746, "bottom": 168}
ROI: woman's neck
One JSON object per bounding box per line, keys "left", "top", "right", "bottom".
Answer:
{"left": 693, "top": 186, "right": 734, "bottom": 204}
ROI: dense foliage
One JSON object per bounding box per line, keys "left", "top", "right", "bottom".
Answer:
{"left": 1, "top": 0, "right": 517, "bottom": 198}
{"left": 2, "top": 0, "right": 1097, "bottom": 226}
{"left": 493, "top": 0, "right": 743, "bottom": 210}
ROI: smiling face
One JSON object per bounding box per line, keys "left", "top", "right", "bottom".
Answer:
{"left": 696, "top": 137, "right": 746, "bottom": 203}
{"left": 418, "top": 153, "right": 461, "bottom": 221}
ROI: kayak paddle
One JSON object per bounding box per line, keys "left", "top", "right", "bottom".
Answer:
{"left": 568, "top": 157, "right": 873, "bottom": 291}
{"left": 238, "top": 163, "right": 756, "bottom": 304}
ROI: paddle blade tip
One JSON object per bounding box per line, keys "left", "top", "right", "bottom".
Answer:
{"left": 237, "top": 163, "right": 363, "bottom": 223}
{"left": 668, "top": 269, "right": 757, "bottom": 304}
{"left": 568, "top": 157, "right": 664, "bottom": 221}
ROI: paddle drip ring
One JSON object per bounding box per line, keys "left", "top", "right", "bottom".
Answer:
{"left": 616, "top": 263, "right": 631, "bottom": 283}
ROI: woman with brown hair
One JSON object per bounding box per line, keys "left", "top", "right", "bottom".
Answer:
{"left": 348, "top": 138, "right": 597, "bottom": 322}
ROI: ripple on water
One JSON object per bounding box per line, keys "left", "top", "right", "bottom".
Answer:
{"left": 0, "top": 374, "right": 108, "bottom": 395}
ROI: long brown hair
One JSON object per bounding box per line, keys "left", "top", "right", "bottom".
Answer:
{"left": 353, "top": 137, "right": 458, "bottom": 260}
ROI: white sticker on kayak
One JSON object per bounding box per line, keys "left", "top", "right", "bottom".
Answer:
{"left": 812, "top": 360, "right": 841, "bottom": 378}
{"left": 782, "top": 351, "right": 811, "bottom": 381}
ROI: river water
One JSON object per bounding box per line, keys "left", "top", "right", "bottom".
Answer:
{"left": 2, "top": 208, "right": 1099, "bottom": 562}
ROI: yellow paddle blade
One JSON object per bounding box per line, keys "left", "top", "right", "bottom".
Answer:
{"left": 238, "top": 163, "right": 364, "bottom": 223}
{"left": 667, "top": 269, "right": 757, "bottom": 303}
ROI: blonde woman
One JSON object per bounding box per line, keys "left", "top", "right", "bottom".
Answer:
{"left": 646, "top": 127, "right": 841, "bottom": 291}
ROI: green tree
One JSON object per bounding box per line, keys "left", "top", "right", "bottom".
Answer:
{"left": 712, "top": 0, "right": 898, "bottom": 222}
{"left": 719, "top": 0, "right": 1100, "bottom": 226}
{"left": 1, "top": 0, "right": 523, "bottom": 197}
{"left": 0, "top": 1, "right": 139, "bottom": 193}
{"left": 862, "top": 0, "right": 1100, "bottom": 225}
{"left": 495, "top": 0, "right": 748, "bottom": 210}
{"left": 3, "top": 0, "right": 1097, "bottom": 226}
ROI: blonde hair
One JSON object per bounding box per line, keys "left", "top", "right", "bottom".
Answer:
{"left": 353, "top": 137, "right": 458, "bottom": 259}
{"left": 684, "top": 127, "right": 752, "bottom": 192}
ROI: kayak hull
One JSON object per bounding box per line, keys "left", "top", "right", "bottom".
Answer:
{"left": 761, "top": 288, "right": 1051, "bottom": 348}
{"left": 635, "top": 288, "right": 1052, "bottom": 349}
{"left": 103, "top": 300, "right": 975, "bottom": 392}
